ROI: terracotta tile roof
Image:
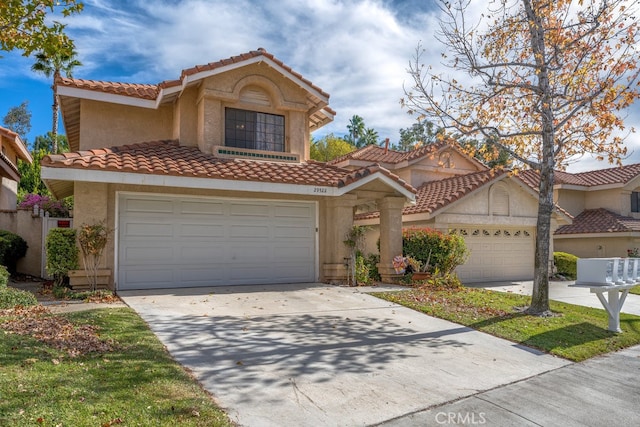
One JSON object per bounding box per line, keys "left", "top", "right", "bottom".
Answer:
{"left": 554, "top": 208, "right": 640, "bottom": 235}
{"left": 518, "top": 164, "right": 640, "bottom": 190}
{"left": 57, "top": 78, "right": 160, "bottom": 100}
{"left": 56, "top": 48, "right": 333, "bottom": 114}
{"left": 330, "top": 140, "right": 454, "bottom": 165}
{"left": 356, "top": 169, "right": 502, "bottom": 219}
{"left": 41, "top": 140, "right": 415, "bottom": 191}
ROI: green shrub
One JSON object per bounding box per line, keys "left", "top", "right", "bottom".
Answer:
{"left": 46, "top": 228, "right": 79, "bottom": 286}
{"left": 365, "top": 253, "right": 381, "bottom": 282}
{"left": 0, "top": 230, "right": 28, "bottom": 274}
{"left": 0, "top": 286, "right": 38, "bottom": 308}
{"left": 355, "top": 253, "right": 371, "bottom": 285}
{"left": 402, "top": 228, "right": 469, "bottom": 274}
{"left": 0, "top": 265, "right": 8, "bottom": 288}
{"left": 554, "top": 251, "right": 578, "bottom": 279}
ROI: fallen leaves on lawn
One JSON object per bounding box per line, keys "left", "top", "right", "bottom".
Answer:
{"left": 0, "top": 305, "right": 115, "bottom": 357}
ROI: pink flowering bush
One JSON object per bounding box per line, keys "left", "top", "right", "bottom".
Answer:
{"left": 18, "top": 194, "right": 70, "bottom": 218}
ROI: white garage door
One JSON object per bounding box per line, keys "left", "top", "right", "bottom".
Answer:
{"left": 453, "top": 227, "right": 535, "bottom": 283}
{"left": 117, "top": 194, "right": 317, "bottom": 290}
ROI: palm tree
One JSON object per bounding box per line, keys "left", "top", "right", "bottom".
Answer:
{"left": 31, "top": 48, "right": 82, "bottom": 154}
{"left": 346, "top": 115, "right": 365, "bottom": 147}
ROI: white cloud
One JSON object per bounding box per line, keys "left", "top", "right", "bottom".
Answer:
{"left": 4, "top": 0, "right": 637, "bottom": 174}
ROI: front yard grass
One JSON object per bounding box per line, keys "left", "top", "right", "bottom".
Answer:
{"left": 0, "top": 307, "right": 232, "bottom": 427}
{"left": 372, "top": 286, "right": 640, "bottom": 362}
{"left": 629, "top": 285, "right": 640, "bottom": 296}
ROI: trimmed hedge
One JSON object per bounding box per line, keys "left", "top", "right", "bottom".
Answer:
{"left": 0, "top": 230, "right": 28, "bottom": 274}
{"left": 0, "top": 265, "right": 8, "bottom": 288}
{"left": 554, "top": 251, "right": 578, "bottom": 279}
{"left": 402, "top": 227, "right": 469, "bottom": 274}
{"left": 46, "top": 228, "right": 79, "bottom": 286}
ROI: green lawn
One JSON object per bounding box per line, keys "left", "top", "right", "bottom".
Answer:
{"left": 372, "top": 286, "right": 640, "bottom": 362}
{"left": 629, "top": 285, "right": 640, "bottom": 296}
{"left": 0, "top": 307, "right": 232, "bottom": 427}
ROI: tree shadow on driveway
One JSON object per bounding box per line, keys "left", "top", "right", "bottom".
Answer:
{"left": 139, "top": 310, "right": 472, "bottom": 405}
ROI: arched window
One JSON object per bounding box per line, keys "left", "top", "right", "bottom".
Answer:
{"left": 438, "top": 151, "right": 452, "bottom": 168}
{"left": 490, "top": 183, "right": 510, "bottom": 216}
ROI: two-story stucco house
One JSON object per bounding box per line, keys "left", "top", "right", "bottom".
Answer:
{"left": 0, "top": 126, "right": 32, "bottom": 210}
{"left": 519, "top": 165, "right": 640, "bottom": 258}
{"left": 333, "top": 143, "right": 571, "bottom": 283}
{"left": 40, "top": 49, "right": 416, "bottom": 290}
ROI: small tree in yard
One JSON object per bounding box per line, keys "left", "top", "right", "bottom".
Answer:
{"left": 78, "top": 222, "right": 109, "bottom": 292}
{"left": 403, "top": 0, "right": 640, "bottom": 315}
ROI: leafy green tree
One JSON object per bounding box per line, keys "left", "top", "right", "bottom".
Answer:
{"left": 0, "top": 0, "right": 83, "bottom": 57}
{"left": 33, "top": 133, "right": 69, "bottom": 153}
{"left": 17, "top": 148, "right": 50, "bottom": 198}
{"left": 394, "top": 120, "right": 439, "bottom": 151}
{"left": 310, "top": 134, "right": 355, "bottom": 162}
{"left": 2, "top": 101, "right": 31, "bottom": 144}
{"left": 32, "top": 48, "right": 81, "bottom": 153}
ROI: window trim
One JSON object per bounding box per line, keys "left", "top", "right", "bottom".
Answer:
{"left": 225, "top": 107, "right": 285, "bottom": 153}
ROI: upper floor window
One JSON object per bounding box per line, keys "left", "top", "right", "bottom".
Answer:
{"left": 225, "top": 108, "right": 285, "bottom": 152}
{"left": 632, "top": 192, "right": 640, "bottom": 212}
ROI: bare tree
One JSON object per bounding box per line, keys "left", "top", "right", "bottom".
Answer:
{"left": 403, "top": 0, "right": 640, "bottom": 314}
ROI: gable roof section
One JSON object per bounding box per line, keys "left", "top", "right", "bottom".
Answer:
{"left": 57, "top": 48, "right": 336, "bottom": 151}
{"left": 356, "top": 169, "right": 503, "bottom": 220}
{"left": 518, "top": 163, "right": 640, "bottom": 190}
{"left": 0, "top": 126, "right": 32, "bottom": 181}
{"left": 329, "top": 140, "right": 488, "bottom": 170}
{"left": 41, "top": 140, "right": 415, "bottom": 200}
{"left": 554, "top": 208, "right": 640, "bottom": 235}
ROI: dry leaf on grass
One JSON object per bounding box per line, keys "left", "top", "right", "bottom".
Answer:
{"left": 0, "top": 305, "right": 115, "bottom": 357}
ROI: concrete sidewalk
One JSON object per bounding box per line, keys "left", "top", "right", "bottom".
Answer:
{"left": 119, "top": 284, "right": 569, "bottom": 426}
{"left": 380, "top": 344, "right": 640, "bottom": 426}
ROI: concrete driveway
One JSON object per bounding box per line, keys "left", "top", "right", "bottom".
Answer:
{"left": 119, "top": 283, "right": 569, "bottom": 426}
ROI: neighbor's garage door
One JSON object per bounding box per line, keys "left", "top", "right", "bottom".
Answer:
{"left": 117, "top": 194, "right": 317, "bottom": 290}
{"left": 454, "top": 227, "right": 535, "bottom": 283}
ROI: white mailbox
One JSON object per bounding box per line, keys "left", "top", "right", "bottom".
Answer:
{"left": 576, "top": 258, "right": 621, "bottom": 285}
{"left": 626, "top": 258, "right": 640, "bottom": 283}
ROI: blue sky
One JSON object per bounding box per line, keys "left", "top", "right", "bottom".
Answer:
{"left": 0, "top": 0, "right": 638, "bottom": 172}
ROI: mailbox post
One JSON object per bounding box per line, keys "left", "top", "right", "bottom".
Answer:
{"left": 571, "top": 258, "right": 636, "bottom": 333}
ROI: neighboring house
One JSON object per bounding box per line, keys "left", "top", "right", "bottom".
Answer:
{"left": 334, "top": 143, "right": 571, "bottom": 283}
{"left": 0, "top": 126, "right": 32, "bottom": 210}
{"left": 40, "top": 49, "right": 415, "bottom": 290}
{"left": 520, "top": 165, "right": 640, "bottom": 258}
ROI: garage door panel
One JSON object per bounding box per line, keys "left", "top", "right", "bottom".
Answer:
{"left": 124, "top": 222, "right": 174, "bottom": 237}
{"left": 274, "top": 225, "right": 313, "bottom": 239}
{"left": 229, "top": 225, "right": 270, "bottom": 238}
{"left": 118, "top": 194, "right": 316, "bottom": 290}
{"left": 179, "top": 200, "right": 225, "bottom": 215}
{"left": 122, "top": 246, "right": 174, "bottom": 264}
{"left": 455, "top": 226, "right": 534, "bottom": 283}
{"left": 230, "top": 203, "right": 269, "bottom": 216}
{"left": 179, "top": 223, "right": 225, "bottom": 237}
{"left": 274, "top": 204, "right": 313, "bottom": 218}
{"left": 178, "top": 245, "right": 227, "bottom": 262}
{"left": 125, "top": 198, "right": 174, "bottom": 214}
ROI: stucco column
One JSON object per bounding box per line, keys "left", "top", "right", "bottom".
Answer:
{"left": 322, "top": 195, "right": 358, "bottom": 283}
{"left": 378, "top": 196, "right": 406, "bottom": 283}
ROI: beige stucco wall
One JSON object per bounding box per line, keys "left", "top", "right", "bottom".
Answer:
{"left": 555, "top": 189, "right": 585, "bottom": 217}
{"left": 554, "top": 235, "right": 640, "bottom": 258}
{"left": 0, "top": 178, "right": 17, "bottom": 211}
{"left": 173, "top": 85, "right": 199, "bottom": 147}
{"left": 79, "top": 100, "right": 173, "bottom": 150}
{"left": 196, "top": 65, "right": 312, "bottom": 159}
{"left": 584, "top": 188, "right": 624, "bottom": 214}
